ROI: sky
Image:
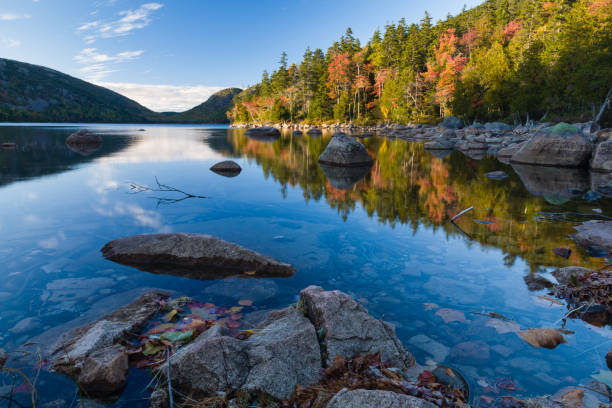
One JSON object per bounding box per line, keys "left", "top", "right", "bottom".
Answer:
{"left": 0, "top": 0, "right": 482, "bottom": 112}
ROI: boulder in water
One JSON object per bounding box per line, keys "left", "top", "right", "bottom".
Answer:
{"left": 511, "top": 123, "right": 594, "bottom": 167}
{"left": 210, "top": 160, "right": 241, "bottom": 177}
{"left": 571, "top": 220, "right": 612, "bottom": 256}
{"left": 318, "top": 132, "right": 373, "bottom": 167}
{"left": 591, "top": 140, "right": 612, "bottom": 173}
{"left": 245, "top": 126, "right": 280, "bottom": 140}
{"left": 101, "top": 233, "right": 295, "bottom": 279}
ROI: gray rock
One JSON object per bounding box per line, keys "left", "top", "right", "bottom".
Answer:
{"left": 484, "top": 122, "right": 513, "bottom": 131}
{"left": 497, "top": 141, "right": 527, "bottom": 158}
{"left": 591, "top": 140, "right": 612, "bottom": 172}
{"left": 306, "top": 127, "right": 323, "bottom": 135}
{"left": 299, "top": 285, "right": 414, "bottom": 370}
{"left": 210, "top": 160, "right": 241, "bottom": 177}
{"left": 326, "top": 389, "right": 437, "bottom": 408}
{"left": 292, "top": 130, "right": 303, "bottom": 136}
{"left": 439, "top": 116, "right": 463, "bottom": 129}
{"left": 571, "top": 220, "right": 612, "bottom": 255}
{"left": 320, "top": 163, "right": 371, "bottom": 190}
{"left": 77, "top": 345, "right": 129, "bottom": 397}
{"left": 150, "top": 389, "right": 169, "bottom": 408}
{"left": 424, "top": 140, "right": 455, "bottom": 150}
{"left": 245, "top": 126, "right": 280, "bottom": 139}
{"left": 318, "top": 133, "right": 373, "bottom": 167}
{"left": 511, "top": 124, "right": 594, "bottom": 167}
{"left": 66, "top": 129, "right": 102, "bottom": 146}
{"left": 169, "top": 306, "right": 321, "bottom": 400}
{"left": 101, "top": 233, "right": 295, "bottom": 280}
{"left": 552, "top": 267, "right": 595, "bottom": 286}
{"left": 51, "top": 291, "right": 167, "bottom": 396}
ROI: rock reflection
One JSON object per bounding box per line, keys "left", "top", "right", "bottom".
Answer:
{"left": 319, "top": 163, "right": 372, "bottom": 190}
{"left": 511, "top": 164, "right": 588, "bottom": 204}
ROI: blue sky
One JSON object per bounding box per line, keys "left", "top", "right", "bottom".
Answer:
{"left": 0, "top": 0, "right": 482, "bottom": 111}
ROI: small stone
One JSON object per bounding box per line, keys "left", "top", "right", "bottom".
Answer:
{"left": 210, "top": 160, "right": 241, "bottom": 177}
{"left": 327, "top": 389, "right": 437, "bottom": 408}
{"left": 552, "top": 247, "right": 571, "bottom": 259}
{"left": 9, "top": 317, "right": 41, "bottom": 334}
{"left": 485, "top": 171, "right": 508, "bottom": 180}
{"left": 76, "top": 345, "right": 129, "bottom": 397}
{"left": 450, "top": 341, "right": 490, "bottom": 364}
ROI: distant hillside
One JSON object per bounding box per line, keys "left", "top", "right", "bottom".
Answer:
{"left": 0, "top": 58, "right": 241, "bottom": 124}
{"left": 165, "top": 88, "right": 242, "bottom": 123}
{"left": 0, "top": 58, "right": 158, "bottom": 123}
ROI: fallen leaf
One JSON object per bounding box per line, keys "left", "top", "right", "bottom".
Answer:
{"left": 145, "top": 323, "right": 176, "bottom": 335}
{"left": 160, "top": 330, "right": 193, "bottom": 343}
{"left": 435, "top": 308, "right": 466, "bottom": 323}
{"left": 238, "top": 299, "right": 253, "bottom": 306}
{"left": 536, "top": 295, "right": 564, "bottom": 306}
{"left": 143, "top": 341, "right": 164, "bottom": 356}
{"left": 486, "top": 319, "right": 520, "bottom": 334}
{"left": 162, "top": 309, "right": 178, "bottom": 322}
{"left": 518, "top": 328, "right": 567, "bottom": 349}
{"left": 230, "top": 306, "right": 243, "bottom": 313}
{"left": 556, "top": 388, "right": 584, "bottom": 408}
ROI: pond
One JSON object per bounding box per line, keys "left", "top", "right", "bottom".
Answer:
{"left": 0, "top": 124, "right": 610, "bottom": 406}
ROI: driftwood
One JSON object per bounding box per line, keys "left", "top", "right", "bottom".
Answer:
{"left": 594, "top": 86, "right": 612, "bottom": 124}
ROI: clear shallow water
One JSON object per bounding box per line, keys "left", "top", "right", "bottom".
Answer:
{"left": 0, "top": 124, "right": 610, "bottom": 406}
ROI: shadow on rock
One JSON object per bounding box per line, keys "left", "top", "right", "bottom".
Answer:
{"left": 511, "top": 163, "right": 589, "bottom": 204}
{"left": 319, "top": 163, "right": 372, "bottom": 190}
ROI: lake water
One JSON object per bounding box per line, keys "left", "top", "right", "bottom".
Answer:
{"left": 0, "top": 124, "right": 610, "bottom": 406}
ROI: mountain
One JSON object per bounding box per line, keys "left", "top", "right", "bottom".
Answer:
{"left": 0, "top": 58, "right": 242, "bottom": 123}
{"left": 0, "top": 58, "right": 158, "bottom": 123}
{"left": 165, "top": 88, "right": 242, "bottom": 123}
{"left": 228, "top": 0, "right": 612, "bottom": 126}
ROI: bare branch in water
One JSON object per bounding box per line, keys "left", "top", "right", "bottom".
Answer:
{"left": 127, "top": 177, "right": 208, "bottom": 207}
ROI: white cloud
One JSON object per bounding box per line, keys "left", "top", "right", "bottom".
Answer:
{"left": 74, "top": 48, "right": 144, "bottom": 81}
{"left": 78, "top": 3, "right": 163, "bottom": 42}
{"left": 0, "top": 13, "right": 31, "bottom": 20}
{"left": 95, "top": 82, "right": 224, "bottom": 112}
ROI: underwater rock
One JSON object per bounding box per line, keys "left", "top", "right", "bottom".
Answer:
{"left": 571, "top": 220, "right": 612, "bottom": 255}
{"left": 299, "top": 285, "right": 415, "bottom": 371}
{"left": 511, "top": 123, "right": 594, "bottom": 167}
{"left": 511, "top": 163, "right": 589, "bottom": 203}
{"left": 101, "top": 233, "right": 295, "bottom": 280}
{"left": 318, "top": 133, "right": 374, "bottom": 167}
{"left": 210, "top": 160, "right": 242, "bottom": 177}
{"left": 320, "top": 163, "right": 371, "bottom": 190}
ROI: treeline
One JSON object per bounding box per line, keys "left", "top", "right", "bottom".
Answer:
{"left": 228, "top": 0, "right": 612, "bottom": 125}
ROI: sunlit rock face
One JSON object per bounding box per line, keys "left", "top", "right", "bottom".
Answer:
{"left": 101, "top": 233, "right": 295, "bottom": 280}
{"left": 318, "top": 132, "right": 373, "bottom": 167}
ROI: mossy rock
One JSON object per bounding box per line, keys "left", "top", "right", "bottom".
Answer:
{"left": 547, "top": 122, "right": 579, "bottom": 135}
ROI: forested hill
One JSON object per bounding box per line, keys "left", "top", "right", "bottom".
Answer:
{"left": 164, "top": 88, "right": 242, "bottom": 123}
{"left": 0, "top": 58, "right": 159, "bottom": 123}
{"left": 228, "top": 0, "right": 612, "bottom": 126}
{"left": 0, "top": 58, "right": 241, "bottom": 123}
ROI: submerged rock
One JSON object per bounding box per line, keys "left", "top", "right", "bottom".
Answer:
{"left": 318, "top": 133, "right": 373, "bottom": 167}
{"left": 320, "top": 163, "right": 371, "bottom": 190}
{"left": 511, "top": 123, "right": 594, "bottom": 167}
{"left": 591, "top": 140, "right": 612, "bottom": 172}
{"left": 571, "top": 220, "right": 612, "bottom": 256}
{"left": 210, "top": 160, "right": 242, "bottom": 177}
{"left": 51, "top": 291, "right": 168, "bottom": 397}
{"left": 485, "top": 170, "right": 508, "bottom": 180}
{"left": 299, "top": 285, "right": 415, "bottom": 370}
{"left": 326, "top": 389, "right": 437, "bottom": 408}
{"left": 101, "top": 233, "right": 295, "bottom": 280}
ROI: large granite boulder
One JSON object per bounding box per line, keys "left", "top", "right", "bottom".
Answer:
{"left": 571, "top": 220, "right": 612, "bottom": 255}
{"left": 326, "top": 389, "right": 437, "bottom": 408}
{"left": 210, "top": 160, "right": 241, "bottom": 177}
{"left": 51, "top": 291, "right": 168, "bottom": 397}
{"left": 168, "top": 306, "right": 321, "bottom": 400}
{"left": 318, "top": 133, "right": 373, "bottom": 167}
{"left": 497, "top": 141, "right": 527, "bottom": 158}
{"left": 101, "top": 233, "right": 295, "bottom": 280}
{"left": 591, "top": 140, "right": 612, "bottom": 173}
{"left": 320, "top": 163, "right": 371, "bottom": 190}
{"left": 511, "top": 123, "right": 594, "bottom": 167}
{"left": 299, "top": 286, "right": 415, "bottom": 371}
